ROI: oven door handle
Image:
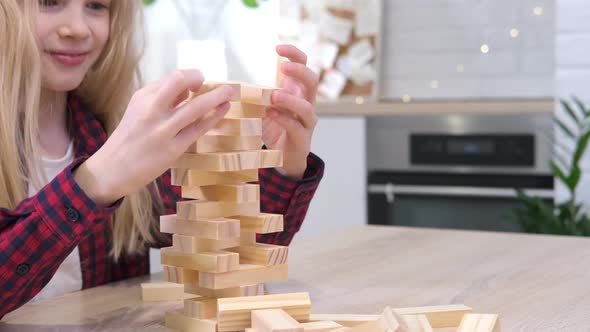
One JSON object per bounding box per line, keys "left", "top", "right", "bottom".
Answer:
{"left": 368, "top": 184, "right": 554, "bottom": 202}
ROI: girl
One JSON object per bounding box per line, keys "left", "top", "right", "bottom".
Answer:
{"left": 0, "top": 0, "right": 324, "bottom": 317}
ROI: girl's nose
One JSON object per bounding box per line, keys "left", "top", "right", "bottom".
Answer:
{"left": 57, "top": 13, "right": 90, "bottom": 40}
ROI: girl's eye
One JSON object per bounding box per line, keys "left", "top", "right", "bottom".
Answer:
{"left": 39, "top": 0, "right": 59, "bottom": 7}
{"left": 87, "top": 1, "right": 110, "bottom": 11}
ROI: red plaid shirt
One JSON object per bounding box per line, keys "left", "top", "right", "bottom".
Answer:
{"left": 0, "top": 95, "right": 324, "bottom": 317}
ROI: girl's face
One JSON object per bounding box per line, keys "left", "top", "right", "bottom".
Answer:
{"left": 36, "top": 0, "right": 111, "bottom": 92}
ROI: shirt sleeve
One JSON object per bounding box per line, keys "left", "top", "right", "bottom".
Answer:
{"left": 0, "top": 158, "right": 120, "bottom": 317}
{"left": 256, "top": 152, "right": 325, "bottom": 245}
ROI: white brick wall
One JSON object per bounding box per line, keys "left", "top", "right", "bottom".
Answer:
{"left": 556, "top": 0, "right": 590, "bottom": 204}
{"left": 381, "top": 0, "right": 555, "bottom": 99}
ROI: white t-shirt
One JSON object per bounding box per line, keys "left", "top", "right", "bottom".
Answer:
{"left": 28, "top": 142, "right": 83, "bottom": 301}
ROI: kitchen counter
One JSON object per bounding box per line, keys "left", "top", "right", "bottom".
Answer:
{"left": 2, "top": 225, "right": 589, "bottom": 331}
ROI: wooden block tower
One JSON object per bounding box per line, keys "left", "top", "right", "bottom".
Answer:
{"left": 160, "top": 82, "right": 296, "bottom": 331}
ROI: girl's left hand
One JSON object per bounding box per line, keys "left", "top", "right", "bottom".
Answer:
{"left": 263, "top": 44, "right": 319, "bottom": 180}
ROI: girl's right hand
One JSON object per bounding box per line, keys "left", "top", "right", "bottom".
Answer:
{"left": 74, "top": 69, "right": 233, "bottom": 206}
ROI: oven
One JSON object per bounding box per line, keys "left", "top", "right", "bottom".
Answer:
{"left": 367, "top": 113, "right": 554, "bottom": 232}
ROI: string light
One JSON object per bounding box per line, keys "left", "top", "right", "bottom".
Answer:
{"left": 510, "top": 28, "right": 519, "bottom": 38}
{"left": 480, "top": 44, "right": 490, "bottom": 54}
{"left": 430, "top": 80, "right": 439, "bottom": 89}
{"left": 355, "top": 96, "right": 365, "bottom": 105}
{"left": 402, "top": 95, "right": 412, "bottom": 103}
{"left": 533, "top": 6, "right": 543, "bottom": 16}
{"left": 456, "top": 64, "right": 465, "bottom": 73}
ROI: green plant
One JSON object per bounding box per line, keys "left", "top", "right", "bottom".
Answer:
{"left": 511, "top": 96, "right": 590, "bottom": 236}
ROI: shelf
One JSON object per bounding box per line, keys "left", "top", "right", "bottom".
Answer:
{"left": 315, "top": 98, "right": 554, "bottom": 116}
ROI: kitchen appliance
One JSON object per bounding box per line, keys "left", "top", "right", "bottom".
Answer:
{"left": 367, "top": 113, "right": 554, "bottom": 232}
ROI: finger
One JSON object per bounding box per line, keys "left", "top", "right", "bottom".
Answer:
{"left": 271, "top": 91, "right": 317, "bottom": 130}
{"left": 172, "top": 90, "right": 190, "bottom": 108}
{"left": 267, "top": 108, "right": 305, "bottom": 137}
{"left": 276, "top": 44, "right": 307, "bottom": 65}
{"left": 280, "top": 62, "right": 319, "bottom": 103}
{"left": 155, "top": 69, "right": 204, "bottom": 109}
{"left": 175, "top": 102, "right": 230, "bottom": 147}
{"left": 169, "top": 85, "right": 233, "bottom": 132}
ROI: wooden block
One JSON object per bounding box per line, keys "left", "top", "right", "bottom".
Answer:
{"left": 165, "top": 310, "right": 217, "bottom": 332}
{"left": 457, "top": 314, "right": 500, "bottom": 332}
{"left": 184, "top": 297, "right": 218, "bottom": 319}
{"left": 307, "top": 315, "right": 378, "bottom": 327}
{"left": 252, "top": 309, "right": 303, "bottom": 332}
{"left": 260, "top": 149, "right": 283, "bottom": 168}
{"left": 189, "top": 135, "right": 263, "bottom": 153}
{"left": 378, "top": 307, "right": 408, "bottom": 332}
{"left": 217, "top": 292, "right": 311, "bottom": 332}
{"left": 300, "top": 321, "right": 344, "bottom": 332}
{"left": 177, "top": 200, "right": 260, "bottom": 220}
{"left": 231, "top": 214, "right": 284, "bottom": 233}
{"left": 190, "top": 81, "right": 241, "bottom": 101}
{"left": 209, "top": 118, "right": 262, "bottom": 136}
{"left": 140, "top": 282, "right": 184, "bottom": 302}
{"left": 181, "top": 184, "right": 260, "bottom": 202}
{"left": 402, "top": 315, "right": 432, "bottom": 332}
{"left": 171, "top": 168, "right": 259, "bottom": 187}
{"left": 241, "top": 83, "right": 277, "bottom": 106}
{"left": 173, "top": 234, "right": 241, "bottom": 253}
{"left": 163, "top": 264, "right": 200, "bottom": 284}
{"left": 395, "top": 304, "right": 473, "bottom": 328}
{"left": 199, "top": 264, "right": 288, "bottom": 289}
{"left": 227, "top": 243, "right": 288, "bottom": 266}
{"left": 160, "top": 214, "right": 240, "bottom": 240}
{"left": 172, "top": 150, "right": 263, "bottom": 171}
{"left": 160, "top": 247, "right": 239, "bottom": 273}
{"left": 185, "top": 283, "right": 264, "bottom": 298}
{"left": 226, "top": 102, "right": 267, "bottom": 118}
{"left": 241, "top": 231, "right": 258, "bottom": 245}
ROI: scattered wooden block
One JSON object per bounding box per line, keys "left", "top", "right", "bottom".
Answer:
{"left": 230, "top": 214, "right": 284, "bottom": 233}
{"left": 209, "top": 118, "right": 262, "bottom": 136}
{"left": 226, "top": 102, "right": 267, "bottom": 118}
{"left": 252, "top": 309, "right": 303, "bottom": 332}
{"left": 184, "top": 297, "right": 218, "bottom": 319}
{"left": 163, "top": 264, "right": 200, "bottom": 284}
{"left": 173, "top": 234, "right": 241, "bottom": 253}
{"left": 160, "top": 214, "right": 240, "bottom": 240}
{"left": 307, "top": 314, "right": 378, "bottom": 327}
{"left": 189, "top": 135, "right": 263, "bottom": 153}
{"left": 199, "top": 264, "right": 288, "bottom": 289}
{"left": 402, "top": 315, "right": 432, "bottom": 332}
{"left": 457, "top": 314, "right": 500, "bottom": 332}
{"left": 395, "top": 304, "right": 473, "bottom": 328}
{"left": 185, "top": 283, "right": 264, "bottom": 298}
{"left": 171, "top": 168, "right": 259, "bottom": 187}
{"left": 160, "top": 247, "right": 239, "bottom": 273}
{"left": 300, "top": 321, "right": 344, "bottom": 332}
{"left": 181, "top": 184, "right": 260, "bottom": 202}
{"left": 190, "top": 81, "right": 241, "bottom": 101}
{"left": 173, "top": 150, "right": 281, "bottom": 171}
{"left": 140, "top": 282, "right": 184, "bottom": 302}
{"left": 165, "top": 310, "right": 217, "bottom": 332}
{"left": 377, "top": 306, "right": 408, "bottom": 332}
{"left": 217, "top": 292, "right": 311, "bottom": 332}
{"left": 227, "top": 243, "right": 288, "bottom": 266}
{"left": 241, "top": 83, "right": 278, "bottom": 106}
{"left": 177, "top": 200, "right": 260, "bottom": 220}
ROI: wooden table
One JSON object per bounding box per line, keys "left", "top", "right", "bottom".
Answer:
{"left": 2, "top": 225, "right": 590, "bottom": 331}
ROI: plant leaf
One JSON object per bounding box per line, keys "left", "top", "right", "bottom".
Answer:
{"left": 561, "top": 99, "right": 581, "bottom": 128}
{"left": 242, "top": 0, "right": 259, "bottom": 8}
{"left": 572, "top": 130, "right": 590, "bottom": 165}
{"left": 554, "top": 117, "right": 576, "bottom": 139}
{"left": 572, "top": 95, "right": 590, "bottom": 117}
{"left": 551, "top": 160, "right": 571, "bottom": 190}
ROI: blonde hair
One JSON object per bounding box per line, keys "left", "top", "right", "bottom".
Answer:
{"left": 1, "top": 0, "right": 164, "bottom": 260}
